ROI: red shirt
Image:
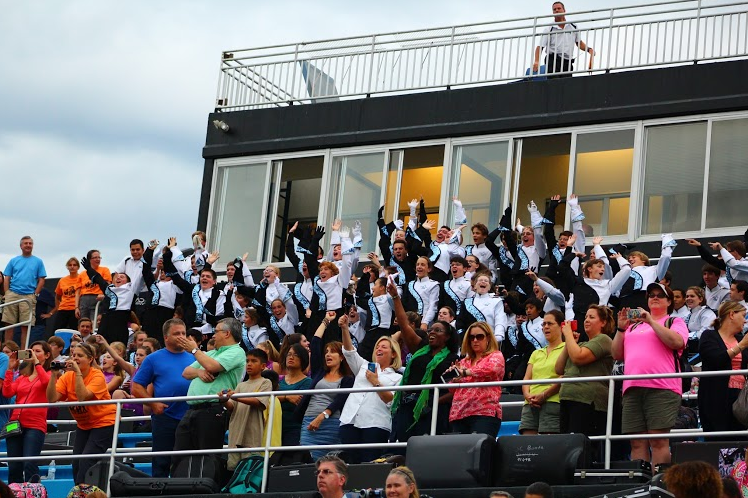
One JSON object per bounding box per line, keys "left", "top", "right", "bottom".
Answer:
{"left": 449, "top": 351, "right": 505, "bottom": 422}
{"left": 2, "top": 366, "right": 51, "bottom": 433}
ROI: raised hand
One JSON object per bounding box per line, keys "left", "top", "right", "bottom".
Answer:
{"left": 551, "top": 194, "right": 561, "bottom": 202}
{"left": 685, "top": 239, "right": 701, "bottom": 247}
{"left": 422, "top": 219, "right": 436, "bottom": 230}
{"left": 80, "top": 257, "right": 92, "bottom": 271}
{"left": 452, "top": 197, "right": 463, "bottom": 209}
{"left": 525, "top": 270, "right": 538, "bottom": 281}
{"left": 567, "top": 194, "right": 578, "bottom": 206}
{"left": 352, "top": 220, "right": 362, "bottom": 238}
{"left": 592, "top": 236, "right": 603, "bottom": 246}
{"left": 332, "top": 218, "right": 342, "bottom": 231}
{"left": 206, "top": 251, "right": 220, "bottom": 265}
{"left": 527, "top": 200, "right": 538, "bottom": 213}
{"left": 709, "top": 242, "right": 723, "bottom": 251}
{"left": 289, "top": 221, "right": 299, "bottom": 234}
{"left": 313, "top": 226, "right": 326, "bottom": 242}
{"left": 168, "top": 237, "right": 177, "bottom": 249}
{"left": 378, "top": 206, "right": 385, "bottom": 220}
{"left": 339, "top": 226, "right": 350, "bottom": 239}
{"left": 386, "top": 277, "right": 399, "bottom": 297}
{"left": 148, "top": 239, "right": 160, "bottom": 250}
{"left": 407, "top": 199, "right": 418, "bottom": 210}
{"left": 393, "top": 219, "right": 404, "bottom": 231}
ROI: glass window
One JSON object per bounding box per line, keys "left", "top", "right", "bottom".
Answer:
{"left": 211, "top": 162, "right": 270, "bottom": 264}
{"left": 517, "top": 134, "right": 571, "bottom": 233}
{"left": 573, "top": 129, "right": 635, "bottom": 236}
{"left": 396, "top": 146, "right": 445, "bottom": 222}
{"left": 451, "top": 141, "right": 510, "bottom": 229}
{"left": 329, "top": 152, "right": 386, "bottom": 254}
{"left": 264, "top": 157, "right": 324, "bottom": 262}
{"left": 642, "top": 122, "right": 707, "bottom": 234}
{"left": 706, "top": 118, "right": 748, "bottom": 229}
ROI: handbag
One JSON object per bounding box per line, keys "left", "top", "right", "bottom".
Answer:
{"left": 733, "top": 381, "right": 748, "bottom": 427}
{"left": 0, "top": 419, "right": 22, "bottom": 439}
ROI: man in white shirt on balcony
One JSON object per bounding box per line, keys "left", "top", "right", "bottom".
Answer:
{"left": 532, "top": 2, "right": 595, "bottom": 78}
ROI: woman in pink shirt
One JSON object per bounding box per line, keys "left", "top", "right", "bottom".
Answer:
{"left": 612, "top": 282, "right": 688, "bottom": 467}
{"left": 2, "top": 341, "right": 52, "bottom": 483}
{"left": 447, "top": 321, "right": 505, "bottom": 437}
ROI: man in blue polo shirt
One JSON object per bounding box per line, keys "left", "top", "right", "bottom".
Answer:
{"left": 132, "top": 318, "right": 193, "bottom": 477}
{"left": 3, "top": 236, "right": 46, "bottom": 348}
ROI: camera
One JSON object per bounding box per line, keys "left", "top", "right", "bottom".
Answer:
{"left": 440, "top": 368, "right": 461, "bottom": 383}
{"left": 18, "top": 350, "right": 33, "bottom": 361}
{"left": 627, "top": 309, "right": 642, "bottom": 320}
{"left": 357, "top": 489, "right": 384, "bottom": 497}
{"left": 50, "top": 361, "right": 67, "bottom": 370}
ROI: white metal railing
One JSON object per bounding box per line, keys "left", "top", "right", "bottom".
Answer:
{"left": 0, "top": 368, "right": 742, "bottom": 496}
{"left": 0, "top": 297, "right": 35, "bottom": 349}
{"left": 215, "top": 0, "right": 748, "bottom": 110}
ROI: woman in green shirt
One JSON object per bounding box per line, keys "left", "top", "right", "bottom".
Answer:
{"left": 520, "top": 309, "right": 565, "bottom": 434}
{"left": 554, "top": 304, "right": 615, "bottom": 437}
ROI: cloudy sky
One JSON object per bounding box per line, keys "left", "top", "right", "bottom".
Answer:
{"left": 1, "top": 0, "right": 645, "bottom": 278}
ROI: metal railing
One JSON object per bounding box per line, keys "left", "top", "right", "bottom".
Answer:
{"left": 215, "top": 0, "right": 748, "bottom": 110}
{"left": 0, "top": 367, "right": 743, "bottom": 496}
{"left": 0, "top": 297, "right": 36, "bottom": 349}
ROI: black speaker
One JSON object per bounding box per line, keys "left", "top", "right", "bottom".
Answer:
{"left": 267, "top": 463, "right": 317, "bottom": 492}
{"left": 406, "top": 433, "right": 495, "bottom": 488}
{"left": 494, "top": 433, "right": 591, "bottom": 486}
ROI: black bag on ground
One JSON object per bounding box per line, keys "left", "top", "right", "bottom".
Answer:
{"left": 172, "top": 454, "right": 226, "bottom": 486}
{"left": 406, "top": 433, "right": 494, "bottom": 488}
{"left": 109, "top": 471, "right": 219, "bottom": 496}
{"left": 85, "top": 459, "right": 149, "bottom": 492}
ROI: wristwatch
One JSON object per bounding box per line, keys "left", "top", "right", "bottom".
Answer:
{"left": 191, "top": 348, "right": 199, "bottom": 355}
{"left": 322, "top": 411, "right": 330, "bottom": 419}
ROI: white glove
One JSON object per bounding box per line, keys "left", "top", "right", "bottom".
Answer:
{"left": 340, "top": 226, "right": 351, "bottom": 239}
{"left": 661, "top": 233, "right": 677, "bottom": 249}
{"left": 452, "top": 198, "right": 463, "bottom": 209}
{"left": 394, "top": 219, "right": 404, "bottom": 231}
{"left": 192, "top": 234, "right": 203, "bottom": 251}
{"left": 527, "top": 200, "right": 539, "bottom": 214}
{"left": 408, "top": 199, "right": 418, "bottom": 218}
{"left": 352, "top": 220, "right": 362, "bottom": 238}
{"left": 567, "top": 196, "right": 578, "bottom": 207}
{"left": 529, "top": 201, "right": 543, "bottom": 229}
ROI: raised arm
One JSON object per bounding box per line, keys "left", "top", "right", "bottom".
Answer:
{"left": 388, "top": 278, "right": 422, "bottom": 353}
{"left": 95, "top": 335, "right": 136, "bottom": 376}
{"left": 80, "top": 257, "right": 109, "bottom": 293}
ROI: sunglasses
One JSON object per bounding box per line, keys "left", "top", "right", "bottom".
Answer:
{"left": 648, "top": 293, "right": 666, "bottom": 299}
{"left": 469, "top": 333, "right": 486, "bottom": 341}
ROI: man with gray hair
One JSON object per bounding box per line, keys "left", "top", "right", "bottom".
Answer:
{"left": 170, "top": 317, "right": 246, "bottom": 468}
{"left": 3, "top": 236, "right": 46, "bottom": 347}
{"left": 316, "top": 455, "right": 350, "bottom": 498}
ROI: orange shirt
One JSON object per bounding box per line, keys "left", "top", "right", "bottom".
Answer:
{"left": 55, "top": 274, "right": 82, "bottom": 311}
{"left": 56, "top": 368, "right": 116, "bottom": 430}
{"left": 79, "top": 266, "right": 112, "bottom": 296}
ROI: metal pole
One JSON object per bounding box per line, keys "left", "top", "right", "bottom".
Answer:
{"left": 289, "top": 44, "right": 299, "bottom": 104}
{"left": 693, "top": 0, "right": 703, "bottom": 61}
{"left": 446, "top": 27, "right": 455, "bottom": 88}
{"left": 106, "top": 402, "right": 123, "bottom": 498}
{"left": 430, "top": 387, "right": 440, "bottom": 435}
{"left": 367, "top": 35, "right": 377, "bottom": 96}
{"left": 260, "top": 394, "right": 277, "bottom": 493}
{"left": 605, "top": 378, "right": 615, "bottom": 469}
{"left": 92, "top": 300, "right": 101, "bottom": 333}
{"left": 606, "top": 8, "right": 615, "bottom": 71}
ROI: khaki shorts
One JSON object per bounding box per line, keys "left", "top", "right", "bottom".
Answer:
{"left": 2, "top": 290, "right": 36, "bottom": 327}
{"left": 622, "top": 387, "right": 681, "bottom": 434}
{"left": 519, "top": 401, "right": 561, "bottom": 434}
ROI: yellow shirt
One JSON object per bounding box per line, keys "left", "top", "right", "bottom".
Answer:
{"left": 263, "top": 397, "right": 282, "bottom": 455}
{"left": 526, "top": 342, "right": 565, "bottom": 403}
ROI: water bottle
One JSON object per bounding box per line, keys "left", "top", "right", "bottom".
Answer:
{"left": 47, "top": 460, "right": 56, "bottom": 480}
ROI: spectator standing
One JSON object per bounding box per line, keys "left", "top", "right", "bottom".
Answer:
{"left": 43, "top": 257, "right": 82, "bottom": 336}
{"left": 298, "top": 312, "right": 354, "bottom": 460}
{"left": 278, "top": 343, "right": 312, "bottom": 448}
{"left": 532, "top": 2, "right": 595, "bottom": 78}
{"left": 613, "top": 283, "right": 688, "bottom": 467}
{"left": 45, "top": 343, "right": 116, "bottom": 484}
{"left": 221, "top": 348, "right": 272, "bottom": 471}
{"left": 171, "top": 318, "right": 245, "bottom": 468}
{"left": 698, "top": 301, "right": 748, "bottom": 437}
{"left": 2, "top": 341, "right": 51, "bottom": 483}
{"left": 77, "top": 250, "right": 111, "bottom": 321}
{"left": 3, "top": 236, "right": 46, "bottom": 348}
{"left": 131, "top": 318, "right": 193, "bottom": 478}
{"left": 448, "top": 321, "right": 505, "bottom": 436}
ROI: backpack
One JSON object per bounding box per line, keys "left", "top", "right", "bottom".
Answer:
{"left": 8, "top": 483, "right": 47, "bottom": 498}
{"left": 222, "top": 455, "right": 264, "bottom": 494}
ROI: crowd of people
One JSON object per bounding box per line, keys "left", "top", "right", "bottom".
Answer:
{"left": 0, "top": 188, "right": 746, "bottom": 487}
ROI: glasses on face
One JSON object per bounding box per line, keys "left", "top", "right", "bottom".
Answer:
{"left": 314, "top": 469, "right": 339, "bottom": 477}
{"left": 287, "top": 352, "right": 300, "bottom": 359}
{"left": 648, "top": 293, "right": 666, "bottom": 299}
{"left": 541, "top": 321, "right": 556, "bottom": 327}
{"left": 469, "top": 333, "right": 486, "bottom": 341}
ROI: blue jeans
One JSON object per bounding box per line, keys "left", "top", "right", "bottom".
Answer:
{"left": 6, "top": 427, "right": 45, "bottom": 483}
{"left": 151, "top": 413, "right": 180, "bottom": 478}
